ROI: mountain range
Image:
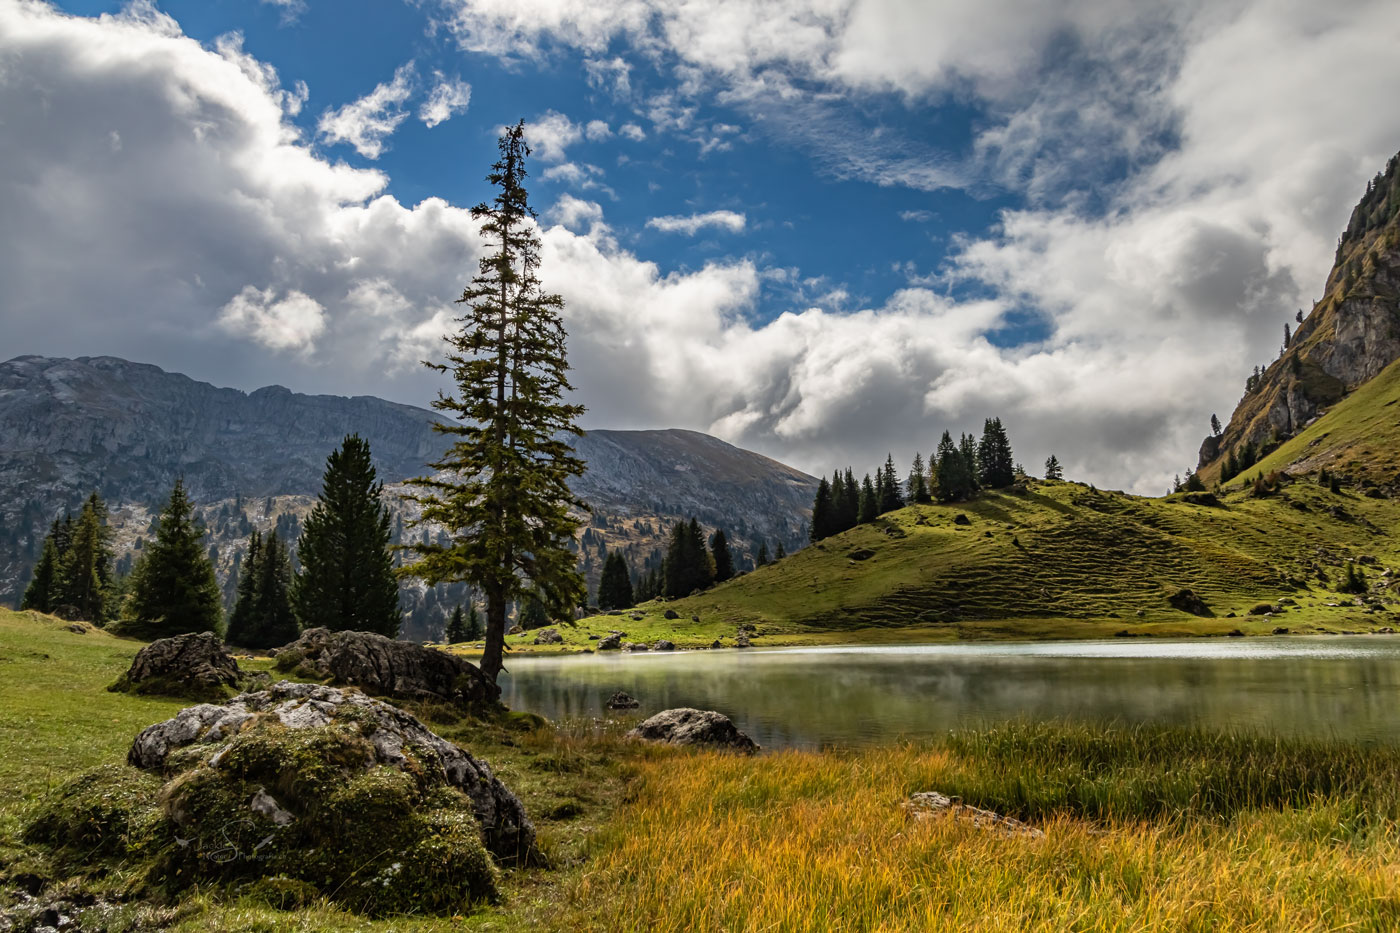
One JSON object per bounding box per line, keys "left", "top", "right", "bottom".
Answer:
{"left": 0, "top": 355, "right": 817, "bottom": 636}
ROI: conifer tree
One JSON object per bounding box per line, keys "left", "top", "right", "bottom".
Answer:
{"left": 873, "top": 470, "right": 886, "bottom": 515}
{"left": 710, "top": 529, "right": 735, "bottom": 583}
{"left": 1044, "top": 454, "right": 1063, "bottom": 480}
{"left": 755, "top": 542, "right": 769, "bottom": 567}
{"left": 116, "top": 479, "right": 222, "bottom": 639}
{"left": 1183, "top": 469, "right": 1207, "bottom": 493}
{"left": 664, "top": 518, "right": 713, "bottom": 598}
{"left": 960, "top": 433, "right": 982, "bottom": 493}
{"left": 53, "top": 493, "right": 115, "bottom": 623}
{"left": 908, "top": 453, "right": 930, "bottom": 504}
{"left": 840, "top": 468, "right": 859, "bottom": 530}
{"left": 936, "top": 431, "right": 973, "bottom": 502}
{"left": 519, "top": 594, "right": 550, "bottom": 630}
{"left": 20, "top": 525, "right": 60, "bottom": 614}
{"left": 858, "top": 473, "right": 879, "bottom": 523}
{"left": 445, "top": 604, "right": 468, "bottom": 643}
{"left": 976, "top": 418, "right": 1015, "bottom": 489}
{"left": 225, "top": 530, "right": 262, "bottom": 645}
{"left": 295, "top": 435, "right": 400, "bottom": 638}
{"left": 466, "top": 602, "right": 484, "bottom": 640}
{"left": 399, "top": 123, "right": 588, "bottom": 686}
{"left": 775, "top": 541, "right": 786, "bottom": 560}
{"left": 598, "top": 551, "right": 635, "bottom": 609}
{"left": 880, "top": 454, "right": 904, "bottom": 513}
{"left": 809, "top": 478, "right": 833, "bottom": 542}
{"left": 1210, "top": 414, "right": 1222, "bottom": 436}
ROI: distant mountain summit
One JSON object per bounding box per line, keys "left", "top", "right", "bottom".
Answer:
{"left": 0, "top": 356, "right": 816, "bottom": 622}
{"left": 1199, "top": 150, "right": 1400, "bottom": 480}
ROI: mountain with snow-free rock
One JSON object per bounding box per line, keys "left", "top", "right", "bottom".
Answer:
{"left": 0, "top": 355, "right": 817, "bottom": 631}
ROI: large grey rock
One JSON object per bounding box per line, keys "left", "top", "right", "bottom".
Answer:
{"left": 597, "top": 633, "right": 622, "bottom": 651}
{"left": 128, "top": 681, "right": 535, "bottom": 862}
{"left": 275, "top": 628, "right": 496, "bottom": 707}
{"left": 532, "top": 628, "right": 563, "bottom": 645}
{"left": 626, "top": 708, "right": 758, "bottom": 752}
{"left": 108, "top": 631, "right": 243, "bottom": 699}
{"left": 653, "top": 639, "right": 676, "bottom": 651}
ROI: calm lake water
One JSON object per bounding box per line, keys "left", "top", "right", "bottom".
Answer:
{"left": 499, "top": 637, "right": 1400, "bottom": 749}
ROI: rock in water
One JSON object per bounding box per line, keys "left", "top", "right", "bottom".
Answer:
{"left": 532, "top": 628, "right": 563, "bottom": 645}
{"left": 626, "top": 708, "right": 758, "bottom": 752}
{"left": 606, "top": 691, "right": 640, "bottom": 709}
{"left": 108, "top": 631, "right": 245, "bottom": 700}
{"left": 274, "top": 628, "right": 495, "bottom": 707}
{"left": 127, "top": 681, "right": 536, "bottom": 867}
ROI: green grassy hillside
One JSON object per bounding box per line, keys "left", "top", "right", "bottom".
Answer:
{"left": 1235, "top": 355, "right": 1400, "bottom": 488}
{"left": 501, "top": 373, "right": 1400, "bottom": 651}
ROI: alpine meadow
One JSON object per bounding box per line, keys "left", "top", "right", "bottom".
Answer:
{"left": 4, "top": 3, "right": 1400, "bottom": 931}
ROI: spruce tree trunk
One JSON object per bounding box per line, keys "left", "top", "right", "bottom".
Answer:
{"left": 481, "top": 587, "right": 507, "bottom": 685}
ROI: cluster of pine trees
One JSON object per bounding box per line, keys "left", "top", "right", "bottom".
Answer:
{"left": 809, "top": 418, "right": 1020, "bottom": 542}
{"left": 20, "top": 434, "right": 403, "bottom": 648}
{"left": 21, "top": 492, "right": 118, "bottom": 623}
{"left": 595, "top": 518, "right": 755, "bottom": 609}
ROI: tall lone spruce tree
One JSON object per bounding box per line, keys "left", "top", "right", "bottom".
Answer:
{"left": 401, "top": 121, "right": 588, "bottom": 687}
{"left": 294, "top": 435, "right": 400, "bottom": 637}
{"left": 116, "top": 479, "right": 222, "bottom": 639}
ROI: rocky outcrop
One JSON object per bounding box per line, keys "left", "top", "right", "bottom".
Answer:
{"left": 108, "top": 631, "right": 247, "bottom": 700}
{"left": 1167, "top": 588, "right": 1213, "bottom": 617}
{"left": 1199, "top": 151, "right": 1400, "bottom": 477}
{"left": 905, "top": 791, "right": 1044, "bottom": 838}
{"left": 653, "top": 639, "right": 676, "bottom": 651}
{"left": 626, "top": 708, "right": 759, "bottom": 752}
{"left": 274, "top": 628, "right": 496, "bottom": 707}
{"left": 532, "top": 628, "right": 562, "bottom": 645}
{"left": 127, "top": 681, "right": 535, "bottom": 864}
{"left": 597, "top": 632, "right": 623, "bottom": 651}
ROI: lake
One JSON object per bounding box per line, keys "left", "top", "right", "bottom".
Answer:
{"left": 499, "top": 636, "right": 1400, "bottom": 748}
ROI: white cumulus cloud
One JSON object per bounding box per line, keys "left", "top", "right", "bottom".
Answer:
{"left": 646, "top": 210, "right": 747, "bottom": 235}
{"left": 419, "top": 72, "right": 471, "bottom": 127}
{"left": 317, "top": 62, "right": 416, "bottom": 158}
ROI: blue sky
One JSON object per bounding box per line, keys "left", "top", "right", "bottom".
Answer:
{"left": 3, "top": 0, "right": 1400, "bottom": 492}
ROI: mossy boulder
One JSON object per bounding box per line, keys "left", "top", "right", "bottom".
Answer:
{"left": 108, "top": 631, "right": 258, "bottom": 702}
{"left": 273, "top": 628, "right": 496, "bottom": 708}
{"left": 28, "top": 682, "right": 535, "bottom": 917}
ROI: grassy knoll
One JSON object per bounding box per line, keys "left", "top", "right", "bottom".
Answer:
{"left": 488, "top": 474, "right": 1400, "bottom": 654}
{"left": 4, "top": 610, "right": 1400, "bottom": 930}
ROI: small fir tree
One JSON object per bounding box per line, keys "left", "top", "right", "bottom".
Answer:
{"left": 879, "top": 454, "right": 904, "bottom": 513}
{"left": 710, "top": 529, "right": 735, "bottom": 583}
{"left": 445, "top": 604, "right": 468, "bottom": 643}
{"left": 294, "top": 435, "right": 400, "bottom": 637}
{"left": 908, "top": 452, "right": 930, "bottom": 504}
{"left": 959, "top": 433, "right": 981, "bottom": 493}
{"left": 20, "top": 520, "right": 62, "bottom": 613}
{"left": 808, "top": 478, "right": 833, "bottom": 542}
{"left": 116, "top": 479, "right": 222, "bottom": 639}
{"left": 1044, "top": 454, "right": 1063, "bottom": 480}
{"left": 857, "top": 473, "right": 879, "bottom": 523}
{"left": 597, "top": 551, "right": 635, "bottom": 609}
{"left": 755, "top": 542, "right": 769, "bottom": 567}
{"left": 976, "top": 418, "right": 1015, "bottom": 489}
{"left": 775, "top": 541, "right": 786, "bottom": 559}
{"left": 466, "top": 602, "right": 484, "bottom": 640}
{"left": 1210, "top": 414, "right": 1222, "bottom": 436}
{"left": 518, "top": 594, "right": 550, "bottom": 630}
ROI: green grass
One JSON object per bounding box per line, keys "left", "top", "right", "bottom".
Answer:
{"left": 4, "top": 610, "right": 1400, "bottom": 930}
{"left": 490, "top": 472, "right": 1400, "bottom": 653}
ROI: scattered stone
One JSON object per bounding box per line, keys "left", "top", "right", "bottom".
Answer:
{"left": 108, "top": 631, "right": 246, "bottom": 701}
{"left": 904, "top": 792, "right": 1044, "bottom": 838}
{"left": 1248, "top": 603, "right": 1277, "bottom": 616}
{"left": 663, "top": 609, "right": 680, "bottom": 620}
{"left": 273, "top": 628, "right": 495, "bottom": 707}
{"left": 1226, "top": 612, "right": 1237, "bottom": 618}
{"left": 690, "top": 615, "right": 700, "bottom": 623}
{"left": 653, "top": 639, "right": 676, "bottom": 651}
{"left": 624, "top": 642, "right": 649, "bottom": 652}
{"left": 532, "top": 628, "right": 563, "bottom": 645}
{"left": 1226, "top": 629, "right": 1245, "bottom": 637}
{"left": 507, "top": 624, "right": 524, "bottom": 635}
{"left": 710, "top": 639, "right": 722, "bottom": 649}
{"left": 1167, "top": 588, "right": 1213, "bottom": 617}
{"left": 630, "top": 612, "right": 645, "bottom": 620}
{"left": 606, "top": 691, "right": 640, "bottom": 710}
{"left": 739, "top": 623, "right": 757, "bottom": 632}
{"left": 588, "top": 634, "right": 600, "bottom": 640}
{"left": 606, "top": 610, "right": 624, "bottom": 616}
{"left": 597, "top": 633, "right": 623, "bottom": 651}
{"left": 1273, "top": 626, "right": 1290, "bottom": 635}
{"left": 953, "top": 514, "right": 971, "bottom": 526}
{"left": 735, "top": 632, "right": 751, "bottom": 648}
{"left": 847, "top": 548, "right": 876, "bottom": 561}
{"left": 65, "top": 621, "right": 95, "bottom": 635}
{"left": 626, "top": 708, "right": 758, "bottom": 751}
{"left": 1135, "top": 609, "right": 1147, "bottom": 618}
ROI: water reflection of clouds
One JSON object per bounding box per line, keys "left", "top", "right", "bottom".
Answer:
{"left": 500, "top": 638, "right": 1400, "bottom": 750}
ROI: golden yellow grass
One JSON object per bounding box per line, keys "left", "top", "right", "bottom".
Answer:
{"left": 564, "top": 745, "right": 1400, "bottom": 932}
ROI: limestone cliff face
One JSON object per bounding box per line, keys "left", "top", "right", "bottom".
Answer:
{"left": 0, "top": 356, "right": 817, "bottom": 611}
{"left": 1199, "top": 152, "right": 1400, "bottom": 478}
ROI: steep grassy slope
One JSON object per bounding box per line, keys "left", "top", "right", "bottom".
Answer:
{"left": 1234, "top": 355, "right": 1400, "bottom": 488}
